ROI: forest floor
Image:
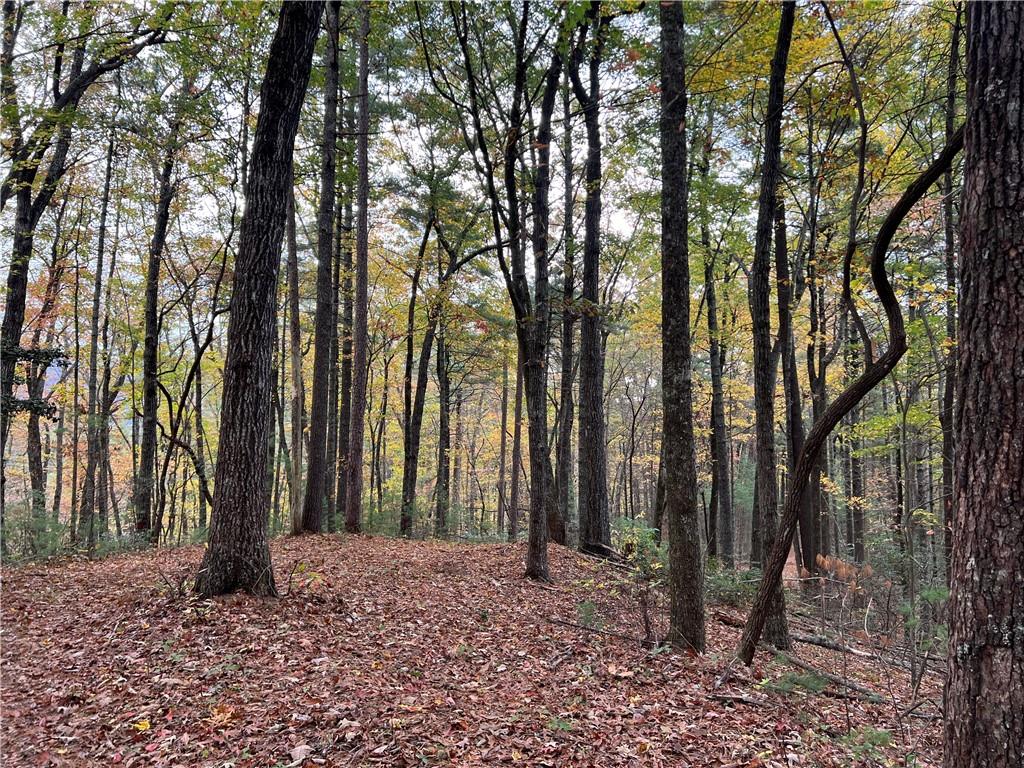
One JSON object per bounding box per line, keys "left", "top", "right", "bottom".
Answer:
{"left": 2, "top": 535, "right": 942, "bottom": 767}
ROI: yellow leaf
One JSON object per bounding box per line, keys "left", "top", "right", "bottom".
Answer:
{"left": 133, "top": 719, "right": 150, "bottom": 731}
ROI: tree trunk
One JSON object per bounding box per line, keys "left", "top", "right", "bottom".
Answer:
{"left": 660, "top": 1, "right": 704, "bottom": 652}
{"left": 135, "top": 148, "right": 176, "bottom": 539}
{"left": 944, "top": 4, "right": 1023, "bottom": 765}
{"left": 343, "top": 3, "right": 371, "bottom": 533}
{"left": 286, "top": 183, "right": 304, "bottom": 535}
{"left": 79, "top": 130, "right": 115, "bottom": 545}
{"left": 747, "top": 0, "right": 795, "bottom": 651}
{"left": 571, "top": 9, "right": 610, "bottom": 554}
{"left": 193, "top": 0, "right": 323, "bottom": 597}
{"left": 301, "top": 0, "right": 340, "bottom": 534}
{"left": 497, "top": 351, "right": 509, "bottom": 534}
{"left": 509, "top": 347, "right": 524, "bottom": 541}
{"left": 555, "top": 73, "right": 576, "bottom": 546}
{"left": 400, "top": 220, "right": 435, "bottom": 535}
{"left": 435, "top": 324, "right": 450, "bottom": 535}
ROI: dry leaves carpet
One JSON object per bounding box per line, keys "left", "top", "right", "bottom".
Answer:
{"left": 1, "top": 535, "right": 942, "bottom": 767}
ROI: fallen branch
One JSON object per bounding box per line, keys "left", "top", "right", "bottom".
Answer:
{"left": 769, "top": 646, "right": 883, "bottom": 703}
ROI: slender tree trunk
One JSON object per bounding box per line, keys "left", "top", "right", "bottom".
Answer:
{"left": 194, "top": 1, "right": 323, "bottom": 597}
{"left": 660, "top": 1, "right": 704, "bottom": 652}
{"left": 344, "top": 3, "right": 371, "bottom": 533}
{"left": 135, "top": 148, "right": 176, "bottom": 539}
{"left": 335, "top": 197, "right": 354, "bottom": 524}
{"left": 497, "top": 351, "right": 509, "bottom": 534}
{"left": 944, "top": 5, "right": 1023, "bottom": 764}
{"left": 79, "top": 130, "right": 115, "bottom": 545}
{"left": 509, "top": 348, "right": 524, "bottom": 541}
{"left": 301, "top": 0, "right": 340, "bottom": 533}
{"left": 286, "top": 183, "right": 304, "bottom": 535}
{"left": 555, "top": 74, "right": 576, "bottom": 546}
{"left": 747, "top": 0, "right": 795, "bottom": 650}
{"left": 435, "top": 325, "right": 450, "bottom": 535}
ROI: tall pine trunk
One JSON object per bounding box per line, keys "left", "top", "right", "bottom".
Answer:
{"left": 302, "top": 0, "right": 340, "bottom": 533}
{"left": 944, "top": 4, "right": 1023, "bottom": 764}
{"left": 343, "top": 3, "right": 371, "bottom": 533}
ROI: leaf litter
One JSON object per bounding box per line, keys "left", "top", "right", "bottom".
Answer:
{"left": 1, "top": 535, "right": 941, "bottom": 766}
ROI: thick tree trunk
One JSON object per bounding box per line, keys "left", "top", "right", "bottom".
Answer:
{"left": 193, "top": 1, "right": 323, "bottom": 597}
{"left": 944, "top": 4, "right": 1023, "bottom": 765}
{"left": 343, "top": 3, "right": 371, "bottom": 533}
{"left": 660, "top": 1, "right": 704, "bottom": 652}
{"left": 301, "top": 0, "right": 340, "bottom": 534}
{"left": 571, "top": 9, "right": 610, "bottom": 554}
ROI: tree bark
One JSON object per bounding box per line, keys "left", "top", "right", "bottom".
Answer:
{"left": 343, "top": 3, "right": 371, "bottom": 533}
{"left": 944, "top": 4, "right": 1023, "bottom": 765}
{"left": 570, "top": 6, "right": 609, "bottom": 554}
{"left": 135, "top": 147, "right": 177, "bottom": 539}
{"left": 660, "top": 1, "right": 704, "bottom": 652}
{"left": 301, "top": 0, "right": 340, "bottom": 533}
{"left": 747, "top": 0, "right": 795, "bottom": 650}
{"left": 194, "top": 0, "right": 323, "bottom": 597}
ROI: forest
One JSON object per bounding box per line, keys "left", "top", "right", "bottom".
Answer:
{"left": 1, "top": 0, "right": 1021, "bottom": 766}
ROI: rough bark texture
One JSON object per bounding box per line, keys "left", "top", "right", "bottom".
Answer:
{"left": 571, "top": 7, "right": 610, "bottom": 554}
{"left": 748, "top": 0, "right": 794, "bottom": 650}
{"left": 660, "top": 1, "right": 704, "bottom": 652}
{"left": 944, "top": 4, "right": 1023, "bottom": 766}
{"left": 343, "top": 3, "right": 371, "bottom": 533}
{"left": 194, "top": 1, "right": 323, "bottom": 597}
{"left": 301, "top": 0, "right": 340, "bottom": 534}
